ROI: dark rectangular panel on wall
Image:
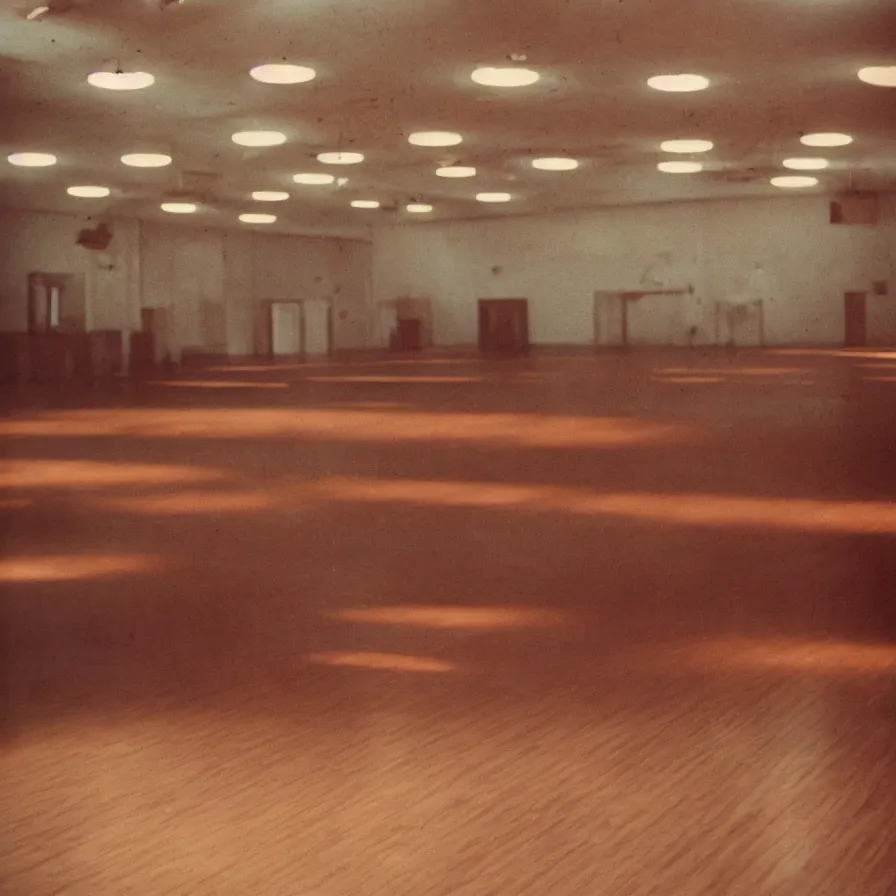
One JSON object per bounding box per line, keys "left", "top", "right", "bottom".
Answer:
{"left": 478, "top": 298, "right": 530, "bottom": 355}
{"left": 844, "top": 292, "right": 867, "bottom": 347}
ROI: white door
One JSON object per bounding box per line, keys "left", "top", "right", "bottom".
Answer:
{"left": 303, "top": 299, "right": 330, "bottom": 356}
{"left": 271, "top": 302, "right": 301, "bottom": 355}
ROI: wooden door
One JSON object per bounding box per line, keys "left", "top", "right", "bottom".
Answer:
{"left": 478, "top": 299, "right": 529, "bottom": 354}
{"left": 844, "top": 292, "right": 867, "bottom": 347}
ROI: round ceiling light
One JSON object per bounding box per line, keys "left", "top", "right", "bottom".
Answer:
{"left": 408, "top": 131, "right": 463, "bottom": 147}
{"left": 436, "top": 165, "right": 476, "bottom": 178}
{"left": 67, "top": 185, "right": 110, "bottom": 198}
{"left": 121, "top": 152, "right": 172, "bottom": 167}
{"left": 406, "top": 203, "right": 433, "bottom": 213}
{"left": 531, "top": 157, "right": 579, "bottom": 170}
{"left": 657, "top": 161, "right": 703, "bottom": 173}
{"left": 161, "top": 202, "right": 197, "bottom": 214}
{"left": 249, "top": 64, "right": 316, "bottom": 84}
{"left": 239, "top": 213, "right": 276, "bottom": 224}
{"left": 476, "top": 192, "right": 511, "bottom": 203}
{"left": 782, "top": 157, "right": 829, "bottom": 170}
{"left": 647, "top": 74, "right": 710, "bottom": 92}
{"left": 800, "top": 132, "right": 852, "bottom": 147}
{"left": 770, "top": 175, "right": 818, "bottom": 188}
{"left": 317, "top": 151, "right": 364, "bottom": 164}
{"left": 857, "top": 66, "right": 896, "bottom": 88}
{"left": 7, "top": 151, "right": 57, "bottom": 167}
{"left": 252, "top": 190, "right": 289, "bottom": 201}
{"left": 231, "top": 130, "right": 286, "bottom": 147}
{"left": 471, "top": 67, "right": 540, "bottom": 88}
{"left": 660, "top": 139, "right": 714, "bottom": 153}
{"left": 87, "top": 71, "right": 155, "bottom": 90}
{"left": 293, "top": 172, "right": 335, "bottom": 185}
{"left": 350, "top": 199, "right": 380, "bottom": 209}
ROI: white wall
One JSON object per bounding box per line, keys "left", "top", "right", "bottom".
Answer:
{"left": 0, "top": 209, "right": 374, "bottom": 357}
{"left": 372, "top": 196, "right": 896, "bottom": 346}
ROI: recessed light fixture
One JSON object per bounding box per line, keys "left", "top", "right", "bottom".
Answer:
{"left": 87, "top": 71, "right": 155, "bottom": 90}
{"left": 239, "top": 213, "right": 276, "bottom": 224}
{"left": 317, "top": 151, "right": 364, "bottom": 164}
{"left": 657, "top": 161, "right": 703, "bottom": 173}
{"left": 249, "top": 64, "right": 316, "bottom": 84}
{"left": 252, "top": 190, "right": 289, "bottom": 201}
{"left": 770, "top": 175, "right": 818, "bottom": 188}
{"left": 406, "top": 203, "right": 433, "bottom": 213}
{"left": 67, "top": 185, "right": 110, "bottom": 198}
{"left": 161, "top": 202, "right": 197, "bottom": 214}
{"left": 121, "top": 152, "right": 172, "bottom": 167}
{"left": 293, "top": 172, "right": 335, "bottom": 185}
{"left": 531, "top": 157, "right": 579, "bottom": 170}
{"left": 800, "top": 132, "right": 852, "bottom": 147}
{"left": 476, "top": 192, "right": 511, "bottom": 202}
{"left": 350, "top": 199, "right": 380, "bottom": 209}
{"left": 26, "top": 5, "right": 50, "bottom": 19}
{"left": 857, "top": 66, "right": 896, "bottom": 87}
{"left": 647, "top": 74, "right": 710, "bottom": 92}
{"left": 660, "top": 139, "right": 714, "bottom": 153}
{"left": 782, "top": 157, "right": 829, "bottom": 171}
{"left": 408, "top": 131, "right": 463, "bottom": 147}
{"left": 471, "top": 67, "right": 540, "bottom": 87}
{"left": 231, "top": 131, "right": 286, "bottom": 147}
{"left": 436, "top": 165, "right": 476, "bottom": 178}
{"left": 7, "top": 151, "right": 57, "bottom": 167}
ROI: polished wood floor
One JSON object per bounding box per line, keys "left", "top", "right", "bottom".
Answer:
{"left": 2, "top": 348, "right": 895, "bottom": 895}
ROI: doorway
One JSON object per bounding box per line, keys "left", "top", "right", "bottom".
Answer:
{"left": 844, "top": 292, "right": 867, "bottom": 347}
{"left": 271, "top": 302, "right": 302, "bottom": 356}
{"left": 478, "top": 298, "right": 529, "bottom": 354}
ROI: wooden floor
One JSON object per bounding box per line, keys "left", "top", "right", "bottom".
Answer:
{"left": 2, "top": 347, "right": 895, "bottom": 895}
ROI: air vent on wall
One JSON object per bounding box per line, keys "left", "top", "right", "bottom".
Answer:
{"left": 830, "top": 192, "right": 879, "bottom": 225}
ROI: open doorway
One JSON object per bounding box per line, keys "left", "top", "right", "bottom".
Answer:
{"left": 844, "top": 292, "right": 867, "bottom": 347}
{"left": 478, "top": 298, "right": 529, "bottom": 354}
{"left": 271, "top": 302, "right": 302, "bottom": 356}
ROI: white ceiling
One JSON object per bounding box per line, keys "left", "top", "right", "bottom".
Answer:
{"left": 1, "top": 0, "right": 894, "bottom": 233}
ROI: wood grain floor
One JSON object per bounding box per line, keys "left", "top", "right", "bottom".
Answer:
{"left": 2, "top": 348, "right": 895, "bottom": 895}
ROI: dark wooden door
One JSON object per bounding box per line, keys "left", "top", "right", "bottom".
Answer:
{"left": 844, "top": 292, "right": 867, "bottom": 347}
{"left": 478, "top": 299, "right": 529, "bottom": 354}
{"left": 396, "top": 318, "right": 422, "bottom": 351}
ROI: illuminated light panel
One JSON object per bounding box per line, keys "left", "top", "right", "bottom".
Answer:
{"left": 239, "top": 212, "right": 276, "bottom": 224}
{"left": 121, "top": 152, "right": 171, "bottom": 167}
{"left": 350, "top": 199, "right": 380, "bottom": 208}
{"left": 660, "top": 139, "right": 713, "bottom": 153}
{"left": 857, "top": 65, "right": 896, "bottom": 88}
{"left": 249, "top": 63, "right": 316, "bottom": 84}
{"left": 476, "top": 192, "right": 511, "bottom": 202}
{"left": 406, "top": 203, "right": 433, "bottom": 213}
{"left": 87, "top": 71, "right": 155, "bottom": 90}
{"left": 801, "top": 132, "right": 852, "bottom": 147}
{"left": 26, "top": 6, "right": 50, "bottom": 19}
{"left": 657, "top": 160, "right": 703, "bottom": 173}
{"left": 531, "top": 157, "right": 579, "bottom": 170}
{"left": 332, "top": 605, "right": 568, "bottom": 630}
{"left": 7, "top": 152, "right": 56, "bottom": 167}
{"left": 67, "top": 185, "right": 110, "bottom": 198}
{"left": 293, "top": 172, "right": 335, "bottom": 185}
{"left": 771, "top": 175, "right": 818, "bottom": 188}
{"left": 317, "top": 151, "right": 364, "bottom": 164}
{"left": 647, "top": 73, "right": 710, "bottom": 92}
{"left": 308, "top": 651, "right": 454, "bottom": 673}
{"left": 252, "top": 190, "right": 289, "bottom": 201}
{"left": 161, "top": 202, "right": 197, "bottom": 214}
{"left": 0, "top": 553, "right": 160, "bottom": 582}
{"left": 408, "top": 131, "right": 463, "bottom": 147}
{"left": 782, "top": 157, "right": 828, "bottom": 170}
{"left": 232, "top": 130, "right": 286, "bottom": 147}
{"left": 471, "top": 67, "right": 540, "bottom": 87}
{"left": 436, "top": 165, "right": 476, "bottom": 178}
